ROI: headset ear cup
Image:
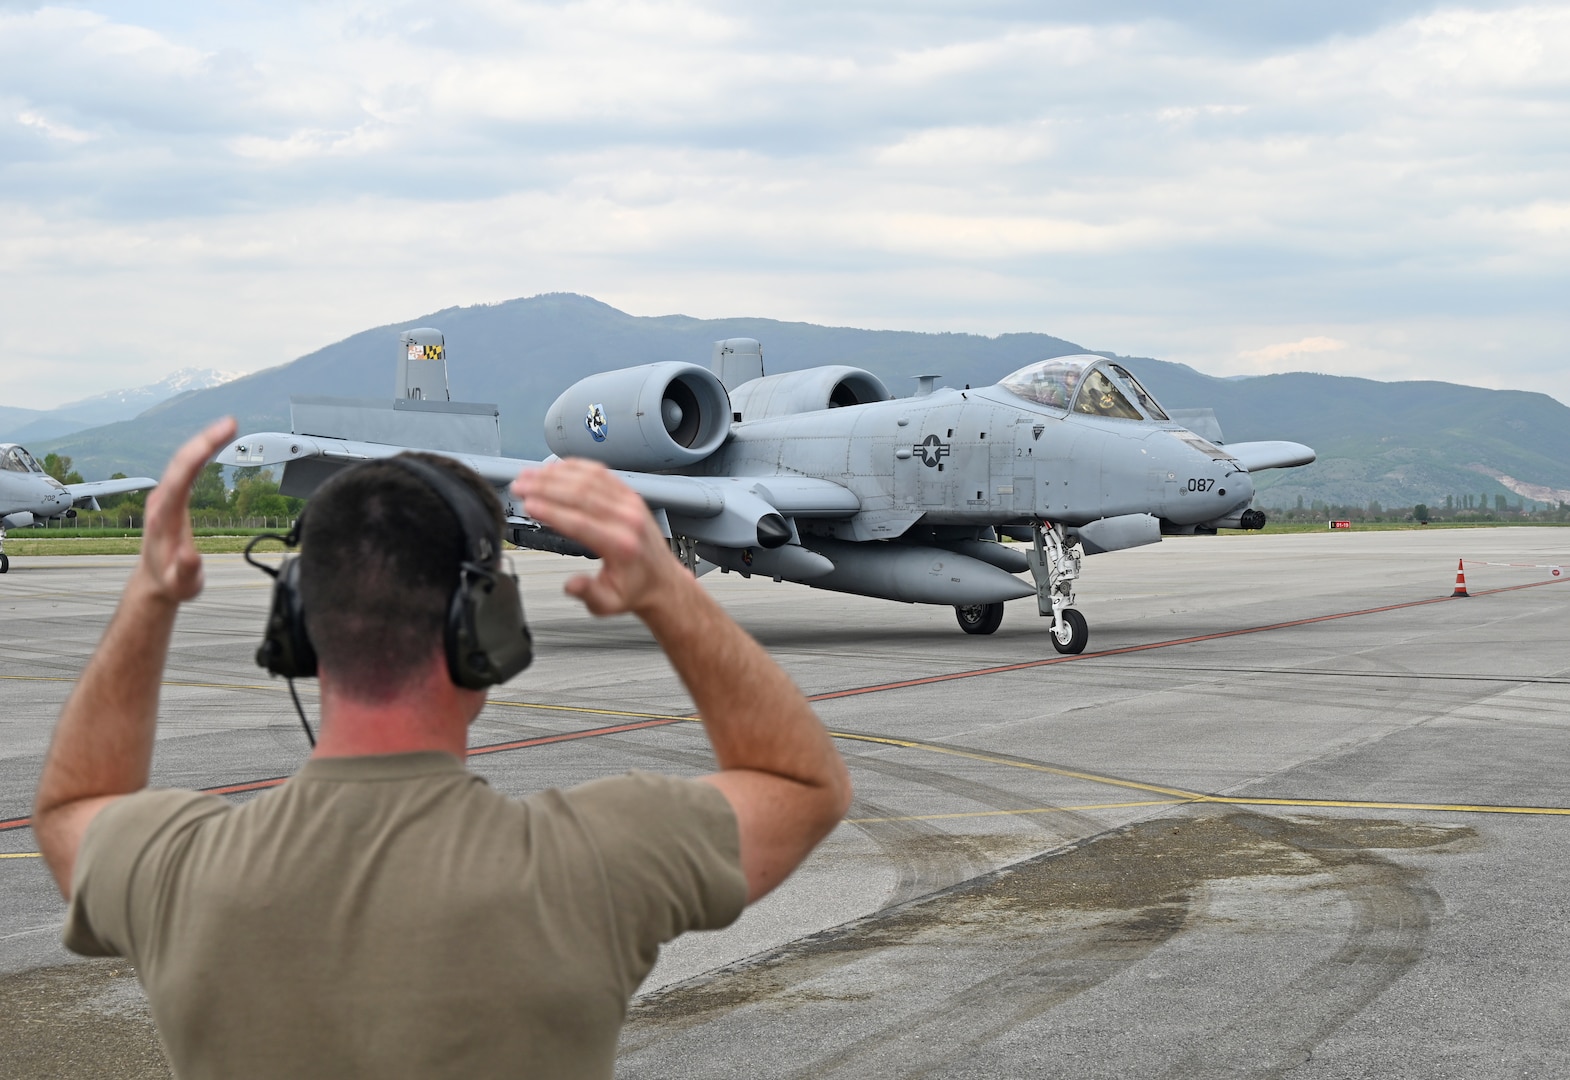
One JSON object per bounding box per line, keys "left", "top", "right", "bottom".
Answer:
{"left": 445, "top": 569, "right": 533, "bottom": 690}
{"left": 257, "top": 557, "right": 318, "bottom": 678}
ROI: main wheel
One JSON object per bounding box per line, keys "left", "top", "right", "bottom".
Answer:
{"left": 955, "top": 602, "right": 1004, "bottom": 635}
{"left": 1050, "top": 608, "right": 1088, "bottom": 654}
{"left": 0, "top": 553, "right": 8, "bottom": 574}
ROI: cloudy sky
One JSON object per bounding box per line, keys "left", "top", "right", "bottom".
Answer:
{"left": 3, "top": 1, "right": 1567, "bottom": 409}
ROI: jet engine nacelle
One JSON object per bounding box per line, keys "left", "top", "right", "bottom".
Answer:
{"left": 730, "top": 366, "right": 890, "bottom": 421}
{"left": 545, "top": 362, "right": 732, "bottom": 470}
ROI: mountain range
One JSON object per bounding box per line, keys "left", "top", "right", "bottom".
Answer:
{"left": 1, "top": 368, "right": 239, "bottom": 446}
{"left": 25, "top": 294, "right": 1570, "bottom": 510}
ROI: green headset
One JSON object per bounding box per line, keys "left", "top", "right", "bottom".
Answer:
{"left": 246, "top": 454, "right": 533, "bottom": 692}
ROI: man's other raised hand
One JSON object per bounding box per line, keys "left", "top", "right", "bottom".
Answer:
{"left": 137, "top": 417, "right": 237, "bottom": 606}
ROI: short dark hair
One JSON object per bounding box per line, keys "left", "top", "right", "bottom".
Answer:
{"left": 299, "top": 453, "right": 504, "bottom": 700}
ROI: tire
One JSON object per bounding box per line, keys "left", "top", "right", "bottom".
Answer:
{"left": 0, "top": 553, "right": 8, "bottom": 574}
{"left": 955, "top": 602, "right": 1004, "bottom": 635}
{"left": 1050, "top": 608, "right": 1088, "bottom": 654}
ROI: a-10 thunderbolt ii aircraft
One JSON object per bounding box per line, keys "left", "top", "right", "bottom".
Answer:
{"left": 219, "top": 329, "right": 1314, "bottom": 652}
{"left": 0, "top": 443, "right": 157, "bottom": 573}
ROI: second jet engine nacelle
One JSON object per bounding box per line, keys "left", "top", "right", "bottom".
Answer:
{"left": 545, "top": 363, "right": 732, "bottom": 470}
{"left": 730, "top": 366, "right": 890, "bottom": 421}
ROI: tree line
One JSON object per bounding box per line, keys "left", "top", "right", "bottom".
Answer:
{"left": 1267, "top": 494, "right": 1570, "bottom": 525}
{"left": 42, "top": 454, "right": 303, "bottom": 524}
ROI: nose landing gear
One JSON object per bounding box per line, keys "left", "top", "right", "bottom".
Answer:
{"left": 1027, "top": 521, "right": 1089, "bottom": 654}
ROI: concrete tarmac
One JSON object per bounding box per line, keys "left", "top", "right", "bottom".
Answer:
{"left": 2, "top": 527, "right": 1568, "bottom": 1077}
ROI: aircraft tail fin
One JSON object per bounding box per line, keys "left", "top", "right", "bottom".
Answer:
{"left": 712, "top": 338, "right": 764, "bottom": 390}
{"left": 398, "top": 327, "right": 450, "bottom": 402}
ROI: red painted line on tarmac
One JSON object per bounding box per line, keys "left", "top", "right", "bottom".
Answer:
{"left": 466, "top": 716, "right": 690, "bottom": 756}
{"left": 0, "top": 719, "right": 694, "bottom": 834}
{"left": 5, "top": 575, "right": 1563, "bottom": 835}
{"left": 808, "top": 576, "right": 1568, "bottom": 702}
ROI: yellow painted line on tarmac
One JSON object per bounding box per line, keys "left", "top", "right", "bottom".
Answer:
{"left": 827, "top": 731, "right": 1202, "bottom": 801}
{"left": 1192, "top": 795, "right": 1570, "bottom": 816}
{"left": 0, "top": 852, "right": 41, "bottom": 859}
{"left": 847, "top": 800, "right": 1185, "bottom": 824}
{"left": 5, "top": 688, "right": 1568, "bottom": 827}
{"left": 829, "top": 731, "right": 1570, "bottom": 819}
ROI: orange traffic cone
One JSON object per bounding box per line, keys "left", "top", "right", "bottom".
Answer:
{"left": 1451, "top": 558, "right": 1469, "bottom": 598}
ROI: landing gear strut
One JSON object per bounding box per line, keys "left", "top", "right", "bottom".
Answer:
{"left": 954, "top": 602, "right": 1004, "bottom": 635}
{"left": 1026, "top": 521, "right": 1088, "bottom": 654}
{"left": 668, "top": 535, "right": 700, "bottom": 575}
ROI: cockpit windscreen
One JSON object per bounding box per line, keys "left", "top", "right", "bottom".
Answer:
{"left": 1074, "top": 369, "right": 1143, "bottom": 420}
{"left": 1108, "top": 364, "right": 1169, "bottom": 421}
{"left": 1001, "top": 356, "right": 1172, "bottom": 421}
{"left": 2, "top": 447, "right": 44, "bottom": 474}
{"left": 998, "top": 357, "right": 1097, "bottom": 412}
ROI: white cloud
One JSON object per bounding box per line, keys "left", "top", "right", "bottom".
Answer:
{"left": 1, "top": 1, "right": 1569, "bottom": 409}
{"left": 16, "top": 108, "right": 95, "bottom": 142}
{"left": 1237, "top": 337, "right": 1350, "bottom": 370}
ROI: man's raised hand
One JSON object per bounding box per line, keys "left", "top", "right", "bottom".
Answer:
{"left": 510, "top": 459, "right": 688, "bottom": 617}
{"left": 137, "top": 417, "right": 238, "bottom": 606}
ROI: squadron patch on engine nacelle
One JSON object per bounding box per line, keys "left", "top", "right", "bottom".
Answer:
{"left": 585, "top": 403, "right": 608, "bottom": 443}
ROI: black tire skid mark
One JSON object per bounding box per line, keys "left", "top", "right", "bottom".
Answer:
{"left": 596, "top": 729, "right": 1020, "bottom": 913}
{"left": 618, "top": 741, "right": 1099, "bottom": 1058}
{"left": 839, "top": 748, "right": 1110, "bottom": 858}
{"left": 1151, "top": 815, "right": 1439, "bottom": 1080}
{"left": 786, "top": 903, "right": 1192, "bottom": 1080}
{"left": 689, "top": 810, "right": 1437, "bottom": 1080}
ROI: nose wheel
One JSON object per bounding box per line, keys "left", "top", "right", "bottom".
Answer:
{"left": 1049, "top": 608, "right": 1088, "bottom": 654}
{"left": 955, "top": 602, "right": 1004, "bottom": 635}
{"left": 1027, "top": 521, "right": 1090, "bottom": 654}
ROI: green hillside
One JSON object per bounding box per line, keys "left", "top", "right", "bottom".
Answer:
{"left": 35, "top": 293, "right": 1570, "bottom": 511}
{"left": 1118, "top": 361, "right": 1570, "bottom": 510}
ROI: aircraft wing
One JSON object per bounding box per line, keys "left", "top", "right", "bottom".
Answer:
{"left": 217, "top": 433, "right": 862, "bottom": 550}
{"left": 1225, "top": 441, "right": 1316, "bottom": 472}
{"left": 65, "top": 476, "right": 158, "bottom": 509}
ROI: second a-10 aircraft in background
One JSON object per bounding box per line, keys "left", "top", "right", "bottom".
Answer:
{"left": 0, "top": 443, "right": 157, "bottom": 574}
{"left": 220, "top": 329, "right": 1314, "bottom": 652}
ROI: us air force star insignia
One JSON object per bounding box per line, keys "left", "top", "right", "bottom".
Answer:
{"left": 585, "top": 403, "right": 609, "bottom": 443}
{"left": 915, "top": 434, "right": 950, "bottom": 468}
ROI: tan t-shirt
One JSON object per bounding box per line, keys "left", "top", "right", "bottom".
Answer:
{"left": 64, "top": 752, "right": 746, "bottom": 1079}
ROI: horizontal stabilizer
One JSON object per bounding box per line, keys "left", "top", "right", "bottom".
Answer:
{"left": 291, "top": 396, "right": 501, "bottom": 456}
{"left": 1225, "top": 441, "right": 1317, "bottom": 472}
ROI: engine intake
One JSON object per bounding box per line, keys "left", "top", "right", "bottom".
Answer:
{"left": 729, "top": 366, "right": 890, "bottom": 421}
{"left": 545, "top": 362, "right": 732, "bottom": 470}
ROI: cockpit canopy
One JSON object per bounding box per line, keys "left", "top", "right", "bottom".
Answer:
{"left": 1, "top": 445, "right": 45, "bottom": 475}
{"left": 999, "top": 355, "right": 1170, "bottom": 421}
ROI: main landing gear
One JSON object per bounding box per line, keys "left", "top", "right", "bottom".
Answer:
{"left": 1027, "top": 521, "right": 1088, "bottom": 654}
{"left": 0, "top": 524, "right": 8, "bottom": 574}
{"left": 954, "top": 602, "right": 1004, "bottom": 635}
